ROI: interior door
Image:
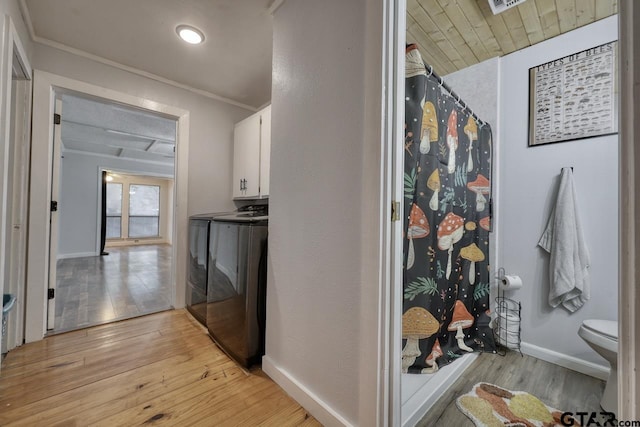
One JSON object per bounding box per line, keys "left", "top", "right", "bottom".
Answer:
{"left": 47, "top": 99, "right": 62, "bottom": 330}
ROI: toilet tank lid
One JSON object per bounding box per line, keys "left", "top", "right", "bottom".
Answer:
{"left": 583, "top": 319, "right": 618, "bottom": 340}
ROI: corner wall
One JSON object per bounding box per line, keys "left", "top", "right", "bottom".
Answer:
{"left": 498, "top": 16, "right": 618, "bottom": 372}
{"left": 265, "top": 0, "right": 385, "bottom": 425}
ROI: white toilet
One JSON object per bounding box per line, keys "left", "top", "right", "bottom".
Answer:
{"left": 578, "top": 319, "right": 618, "bottom": 413}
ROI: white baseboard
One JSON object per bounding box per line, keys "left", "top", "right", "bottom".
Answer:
{"left": 520, "top": 341, "right": 610, "bottom": 381}
{"left": 261, "top": 355, "right": 354, "bottom": 427}
{"left": 402, "top": 352, "right": 478, "bottom": 427}
{"left": 57, "top": 251, "right": 97, "bottom": 260}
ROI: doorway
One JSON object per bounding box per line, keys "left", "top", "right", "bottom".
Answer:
{"left": 47, "top": 93, "right": 178, "bottom": 334}
{"left": 0, "top": 17, "right": 32, "bottom": 357}
{"left": 26, "top": 71, "right": 190, "bottom": 343}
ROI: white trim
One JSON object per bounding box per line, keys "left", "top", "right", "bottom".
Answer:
{"left": 18, "top": 0, "right": 256, "bottom": 113}
{"left": 57, "top": 252, "right": 97, "bottom": 260}
{"left": 386, "top": 0, "right": 405, "bottom": 424}
{"left": 520, "top": 341, "right": 610, "bottom": 381}
{"left": 262, "top": 355, "right": 354, "bottom": 427}
{"left": 401, "top": 353, "right": 478, "bottom": 427}
{"left": 618, "top": 2, "right": 638, "bottom": 419}
{"left": 26, "top": 70, "right": 189, "bottom": 343}
{"left": 0, "top": 14, "right": 33, "bottom": 362}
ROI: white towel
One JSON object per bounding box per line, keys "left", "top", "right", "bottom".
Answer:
{"left": 538, "top": 168, "right": 591, "bottom": 312}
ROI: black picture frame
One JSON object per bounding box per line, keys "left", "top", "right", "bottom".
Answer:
{"left": 528, "top": 41, "right": 618, "bottom": 147}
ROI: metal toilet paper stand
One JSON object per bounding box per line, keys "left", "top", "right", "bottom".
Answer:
{"left": 494, "top": 268, "right": 523, "bottom": 356}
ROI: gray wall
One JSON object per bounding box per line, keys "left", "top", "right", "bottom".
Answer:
{"left": 498, "top": 16, "right": 618, "bottom": 366}
{"left": 266, "top": 0, "right": 385, "bottom": 425}
{"left": 58, "top": 151, "right": 173, "bottom": 257}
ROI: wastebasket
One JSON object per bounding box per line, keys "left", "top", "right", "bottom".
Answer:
{"left": 2, "top": 294, "right": 16, "bottom": 354}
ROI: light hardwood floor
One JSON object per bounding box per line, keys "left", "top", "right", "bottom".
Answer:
{"left": 418, "top": 350, "right": 606, "bottom": 426}
{"left": 54, "top": 245, "right": 172, "bottom": 333}
{"left": 0, "top": 310, "right": 320, "bottom": 426}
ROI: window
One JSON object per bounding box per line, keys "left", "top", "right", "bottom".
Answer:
{"left": 106, "top": 183, "right": 122, "bottom": 239}
{"left": 128, "top": 184, "right": 160, "bottom": 238}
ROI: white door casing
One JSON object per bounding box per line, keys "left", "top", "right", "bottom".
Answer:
{"left": 618, "top": 1, "right": 638, "bottom": 420}
{"left": 0, "top": 14, "right": 33, "bottom": 362}
{"left": 26, "top": 70, "right": 190, "bottom": 343}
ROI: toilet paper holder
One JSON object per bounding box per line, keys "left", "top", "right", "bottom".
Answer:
{"left": 493, "top": 267, "right": 523, "bottom": 357}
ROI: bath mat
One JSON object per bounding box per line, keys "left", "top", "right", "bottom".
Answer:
{"left": 456, "top": 383, "right": 581, "bottom": 426}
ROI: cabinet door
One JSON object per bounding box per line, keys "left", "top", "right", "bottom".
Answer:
{"left": 233, "top": 113, "right": 261, "bottom": 199}
{"left": 259, "top": 105, "right": 271, "bottom": 197}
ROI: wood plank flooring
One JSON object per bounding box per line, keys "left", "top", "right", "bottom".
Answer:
{"left": 0, "top": 310, "right": 320, "bottom": 427}
{"left": 417, "top": 350, "right": 605, "bottom": 426}
{"left": 54, "top": 245, "right": 172, "bottom": 333}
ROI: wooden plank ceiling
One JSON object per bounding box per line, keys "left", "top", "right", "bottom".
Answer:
{"left": 407, "top": 0, "right": 618, "bottom": 75}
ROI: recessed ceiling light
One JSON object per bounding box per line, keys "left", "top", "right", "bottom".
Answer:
{"left": 176, "top": 25, "right": 204, "bottom": 45}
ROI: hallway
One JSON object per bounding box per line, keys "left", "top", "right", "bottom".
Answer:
{"left": 54, "top": 245, "right": 172, "bottom": 333}
{"left": 0, "top": 310, "right": 319, "bottom": 426}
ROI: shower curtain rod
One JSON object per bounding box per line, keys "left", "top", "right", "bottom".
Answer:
{"left": 425, "top": 63, "right": 487, "bottom": 127}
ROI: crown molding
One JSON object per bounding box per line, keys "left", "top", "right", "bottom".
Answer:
{"left": 18, "top": 0, "right": 258, "bottom": 112}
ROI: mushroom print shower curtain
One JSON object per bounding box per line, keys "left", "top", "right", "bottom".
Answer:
{"left": 402, "top": 45, "right": 496, "bottom": 374}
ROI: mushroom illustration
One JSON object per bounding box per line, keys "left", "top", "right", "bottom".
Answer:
{"left": 446, "top": 109, "right": 458, "bottom": 174}
{"left": 420, "top": 101, "right": 438, "bottom": 154}
{"left": 421, "top": 338, "right": 443, "bottom": 374}
{"left": 448, "top": 300, "right": 474, "bottom": 352}
{"left": 406, "top": 203, "right": 430, "bottom": 270}
{"left": 464, "top": 117, "right": 478, "bottom": 172}
{"left": 479, "top": 216, "right": 491, "bottom": 231}
{"left": 427, "top": 169, "right": 440, "bottom": 211}
{"left": 460, "top": 243, "right": 485, "bottom": 285}
{"left": 402, "top": 307, "right": 439, "bottom": 373}
{"left": 467, "top": 174, "right": 490, "bottom": 212}
{"left": 437, "top": 213, "right": 464, "bottom": 279}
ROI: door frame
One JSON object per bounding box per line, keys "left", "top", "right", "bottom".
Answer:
{"left": 26, "top": 71, "right": 190, "bottom": 342}
{"left": 0, "top": 14, "right": 32, "bottom": 358}
{"left": 618, "top": 1, "right": 638, "bottom": 419}
{"left": 385, "top": 0, "right": 405, "bottom": 425}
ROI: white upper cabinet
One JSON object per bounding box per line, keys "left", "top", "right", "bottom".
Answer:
{"left": 232, "top": 105, "right": 271, "bottom": 199}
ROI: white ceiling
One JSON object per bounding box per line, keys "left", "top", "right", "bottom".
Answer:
{"left": 24, "top": 0, "right": 274, "bottom": 109}
{"left": 61, "top": 93, "right": 176, "bottom": 165}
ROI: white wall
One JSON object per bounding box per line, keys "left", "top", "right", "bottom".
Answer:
{"left": 498, "top": 16, "right": 618, "bottom": 368}
{"left": 58, "top": 151, "right": 173, "bottom": 257}
{"left": 265, "top": 1, "right": 385, "bottom": 425}
{"left": 33, "top": 43, "right": 251, "bottom": 217}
